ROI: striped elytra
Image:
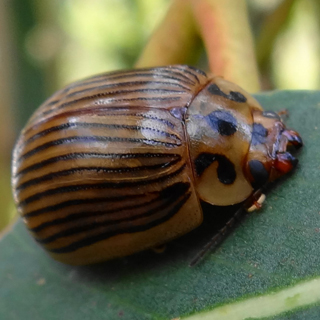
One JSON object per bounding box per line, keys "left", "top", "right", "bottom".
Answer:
{"left": 12, "top": 65, "right": 302, "bottom": 265}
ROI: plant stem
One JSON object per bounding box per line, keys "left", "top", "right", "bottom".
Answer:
{"left": 191, "top": 0, "right": 260, "bottom": 92}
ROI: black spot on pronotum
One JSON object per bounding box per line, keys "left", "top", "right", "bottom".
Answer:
{"left": 206, "top": 110, "right": 237, "bottom": 136}
{"left": 194, "top": 153, "right": 215, "bottom": 176}
{"left": 194, "top": 153, "right": 236, "bottom": 185}
{"left": 251, "top": 123, "right": 268, "bottom": 145}
{"left": 262, "top": 111, "right": 281, "bottom": 120}
{"left": 249, "top": 160, "right": 269, "bottom": 189}
{"left": 207, "top": 84, "right": 247, "bottom": 103}
{"left": 217, "top": 156, "right": 237, "bottom": 184}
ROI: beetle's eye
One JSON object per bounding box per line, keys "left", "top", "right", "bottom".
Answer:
{"left": 205, "top": 110, "right": 237, "bottom": 136}
{"left": 248, "top": 160, "right": 269, "bottom": 189}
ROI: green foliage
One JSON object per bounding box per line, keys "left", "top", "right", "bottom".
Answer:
{"left": 1, "top": 91, "right": 319, "bottom": 319}
{"left": 57, "top": 0, "right": 170, "bottom": 85}
{"left": 0, "top": 168, "right": 15, "bottom": 231}
{"left": 10, "top": 0, "right": 48, "bottom": 129}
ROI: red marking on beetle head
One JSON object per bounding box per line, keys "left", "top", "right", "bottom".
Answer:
{"left": 274, "top": 152, "right": 298, "bottom": 174}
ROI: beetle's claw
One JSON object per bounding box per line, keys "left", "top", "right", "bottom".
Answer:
{"left": 283, "top": 129, "right": 303, "bottom": 149}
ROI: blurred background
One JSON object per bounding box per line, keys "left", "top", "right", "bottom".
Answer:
{"left": 1, "top": 0, "right": 319, "bottom": 231}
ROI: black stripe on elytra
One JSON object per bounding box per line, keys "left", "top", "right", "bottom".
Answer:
{"left": 65, "top": 81, "right": 192, "bottom": 99}
{"left": 79, "top": 69, "right": 197, "bottom": 86}
{"left": 130, "top": 112, "right": 176, "bottom": 129}
{"left": 136, "top": 67, "right": 199, "bottom": 85}
{"left": 45, "top": 99, "right": 60, "bottom": 107}
{"left": 169, "top": 66, "right": 201, "bottom": 84}
{"left": 25, "top": 108, "right": 177, "bottom": 136}
{"left": 194, "top": 153, "right": 236, "bottom": 185}
{"left": 16, "top": 152, "right": 181, "bottom": 177}
{"left": 24, "top": 122, "right": 182, "bottom": 146}
{"left": 41, "top": 96, "right": 182, "bottom": 117}
{"left": 207, "top": 84, "right": 247, "bottom": 103}
{"left": 206, "top": 110, "right": 237, "bottom": 136}
{"left": 18, "top": 163, "right": 186, "bottom": 207}
{"left": 41, "top": 89, "right": 183, "bottom": 115}
{"left": 46, "top": 188, "right": 191, "bottom": 253}
{"left": 18, "top": 136, "right": 181, "bottom": 162}
{"left": 17, "top": 157, "right": 181, "bottom": 192}
{"left": 66, "top": 87, "right": 185, "bottom": 100}
{"left": 24, "top": 194, "right": 145, "bottom": 218}
{"left": 79, "top": 74, "right": 195, "bottom": 88}
{"left": 105, "top": 96, "right": 182, "bottom": 103}
{"left": 249, "top": 160, "right": 269, "bottom": 189}
{"left": 184, "top": 65, "right": 207, "bottom": 77}
{"left": 34, "top": 182, "right": 190, "bottom": 241}
{"left": 251, "top": 123, "right": 268, "bottom": 146}
{"left": 29, "top": 182, "right": 189, "bottom": 232}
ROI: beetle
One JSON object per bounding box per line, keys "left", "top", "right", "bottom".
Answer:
{"left": 11, "top": 65, "right": 302, "bottom": 265}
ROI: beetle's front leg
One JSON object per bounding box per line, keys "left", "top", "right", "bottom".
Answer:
{"left": 246, "top": 193, "right": 266, "bottom": 212}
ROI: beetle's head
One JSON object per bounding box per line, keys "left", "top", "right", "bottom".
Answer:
{"left": 245, "top": 110, "right": 303, "bottom": 189}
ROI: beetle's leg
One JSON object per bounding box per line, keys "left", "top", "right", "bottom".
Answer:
{"left": 189, "top": 206, "right": 244, "bottom": 267}
{"left": 277, "top": 109, "right": 289, "bottom": 118}
{"left": 282, "top": 129, "right": 303, "bottom": 149}
{"left": 246, "top": 193, "right": 266, "bottom": 212}
{"left": 277, "top": 109, "right": 289, "bottom": 116}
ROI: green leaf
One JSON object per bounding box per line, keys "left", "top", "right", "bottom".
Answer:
{"left": 1, "top": 91, "right": 319, "bottom": 320}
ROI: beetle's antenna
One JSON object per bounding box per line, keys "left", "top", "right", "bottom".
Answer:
{"left": 189, "top": 206, "right": 244, "bottom": 267}
{"left": 189, "top": 189, "right": 264, "bottom": 267}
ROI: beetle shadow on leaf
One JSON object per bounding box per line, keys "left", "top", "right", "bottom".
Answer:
{"left": 62, "top": 166, "right": 302, "bottom": 284}
{"left": 72, "top": 202, "right": 243, "bottom": 283}
{"left": 72, "top": 161, "right": 304, "bottom": 282}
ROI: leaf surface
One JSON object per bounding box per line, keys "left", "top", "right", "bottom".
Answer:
{"left": 1, "top": 91, "right": 319, "bottom": 320}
